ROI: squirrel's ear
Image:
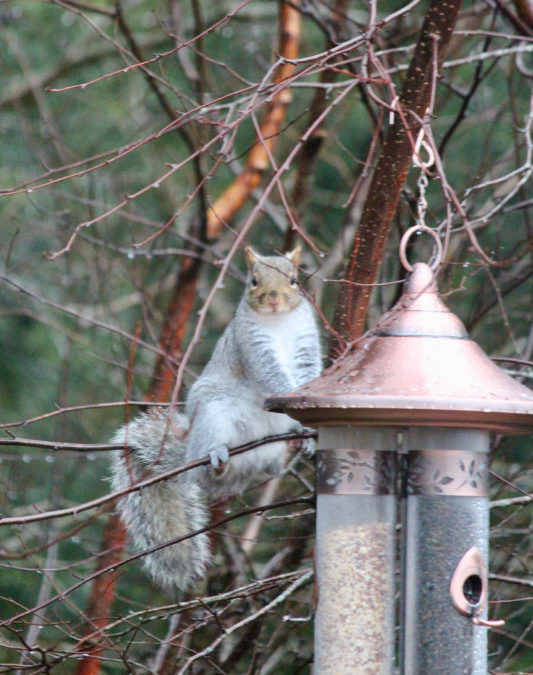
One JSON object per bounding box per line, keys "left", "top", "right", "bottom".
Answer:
{"left": 244, "top": 246, "right": 258, "bottom": 269}
{"left": 287, "top": 245, "right": 302, "bottom": 267}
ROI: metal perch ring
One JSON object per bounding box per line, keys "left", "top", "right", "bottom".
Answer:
{"left": 399, "top": 225, "right": 443, "bottom": 272}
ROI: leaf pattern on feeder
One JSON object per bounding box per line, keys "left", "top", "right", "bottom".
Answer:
{"left": 406, "top": 450, "right": 487, "bottom": 497}
{"left": 317, "top": 449, "right": 396, "bottom": 495}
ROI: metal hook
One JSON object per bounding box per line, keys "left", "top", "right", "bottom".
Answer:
{"left": 388, "top": 101, "right": 434, "bottom": 171}
{"left": 412, "top": 128, "right": 435, "bottom": 170}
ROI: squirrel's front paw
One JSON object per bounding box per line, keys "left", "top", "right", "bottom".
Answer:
{"left": 290, "top": 424, "right": 316, "bottom": 456}
{"left": 301, "top": 436, "right": 316, "bottom": 456}
{"left": 209, "top": 445, "right": 229, "bottom": 476}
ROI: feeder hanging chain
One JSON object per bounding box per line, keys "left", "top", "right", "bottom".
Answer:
{"left": 413, "top": 126, "right": 434, "bottom": 230}
{"left": 397, "top": 127, "right": 443, "bottom": 272}
{"left": 417, "top": 172, "right": 429, "bottom": 230}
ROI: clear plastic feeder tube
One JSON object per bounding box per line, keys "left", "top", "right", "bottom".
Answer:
{"left": 401, "top": 427, "right": 489, "bottom": 675}
{"left": 314, "top": 426, "right": 397, "bottom": 675}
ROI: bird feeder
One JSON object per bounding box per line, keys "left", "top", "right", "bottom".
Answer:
{"left": 266, "top": 229, "right": 533, "bottom": 674}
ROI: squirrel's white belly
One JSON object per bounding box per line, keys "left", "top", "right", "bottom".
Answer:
{"left": 224, "top": 380, "right": 296, "bottom": 478}
{"left": 254, "top": 312, "right": 300, "bottom": 389}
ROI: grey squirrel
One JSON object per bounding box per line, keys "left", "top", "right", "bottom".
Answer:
{"left": 110, "top": 247, "right": 322, "bottom": 590}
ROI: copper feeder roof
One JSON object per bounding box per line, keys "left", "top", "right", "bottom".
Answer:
{"left": 267, "top": 263, "right": 533, "bottom": 434}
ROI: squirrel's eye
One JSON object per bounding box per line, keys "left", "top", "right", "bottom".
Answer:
{"left": 289, "top": 276, "right": 297, "bottom": 286}
{"left": 250, "top": 275, "right": 258, "bottom": 288}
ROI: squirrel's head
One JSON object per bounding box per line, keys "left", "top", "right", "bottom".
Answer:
{"left": 244, "top": 246, "right": 302, "bottom": 315}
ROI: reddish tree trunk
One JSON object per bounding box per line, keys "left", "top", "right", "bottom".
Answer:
{"left": 74, "top": 514, "right": 126, "bottom": 675}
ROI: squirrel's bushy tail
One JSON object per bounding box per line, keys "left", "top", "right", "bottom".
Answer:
{"left": 110, "top": 409, "right": 210, "bottom": 591}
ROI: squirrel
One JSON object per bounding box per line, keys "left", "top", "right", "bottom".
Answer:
{"left": 110, "top": 246, "right": 322, "bottom": 591}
